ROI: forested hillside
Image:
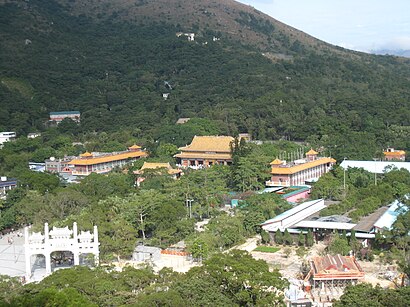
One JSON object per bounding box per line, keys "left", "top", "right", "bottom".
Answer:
{"left": 1, "top": 0, "right": 410, "bottom": 160}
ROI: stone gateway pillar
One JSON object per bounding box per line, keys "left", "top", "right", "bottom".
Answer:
{"left": 24, "top": 222, "right": 100, "bottom": 282}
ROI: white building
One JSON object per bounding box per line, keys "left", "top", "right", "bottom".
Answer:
{"left": 340, "top": 160, "right": 410, "bottom": 174}
{"left": 0, "top": 132, "right": 16, "bottom": 146}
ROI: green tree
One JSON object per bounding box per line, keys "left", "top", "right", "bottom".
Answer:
{"left": 189, "top": 238, "right": 209, "bottom": 262}
{"left": 306, "top": 229, "right": 314, "bottom": 247}
{"left": 297, "top": 232, "right": 305, "bottom": 246}
{"left": 328, "top": 236, "right": 351, "bottom": 256}
{"left": 203, "top": 250, "right": 288, "bottom": 306}
{"left": 275, "top": 229, "right": 283, "bottom": 245}
{"left": 283, "top": 229, "right": 293, "bottom": 245}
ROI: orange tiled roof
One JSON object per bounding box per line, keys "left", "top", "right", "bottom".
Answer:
{"left": 271, "top": 157, "right": 336, "bottom": 175}
{"left": 383, "top": 150, "right": 405, "bottom": 156}
{"left": 306, "top": 149, "right": 318, "bottom": 155}
{"left": 70, "top": 151, "right": 147, "bottom": 165}
{"left": 270, "top": 158, "right": 283, "bottom": 165}
{"left": 174, "top": 152, "right": 232, "bottom": 160}
{"left": 178, "top": 136, "right": 234, "bottom": 153}
{"left": 311, "top": 254, "right": 364, "bottom": 279}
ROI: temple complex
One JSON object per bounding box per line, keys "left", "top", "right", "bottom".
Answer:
{"left": 174, "top": 136, "right": 234, "bottom": 168}
{"left": 266, "top": 149, "right": 335, "bottom": 187}
{"left": 69, "top": 145, "right": 147, "bottom": 176}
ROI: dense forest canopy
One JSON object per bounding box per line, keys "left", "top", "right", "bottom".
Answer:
{"left": 1, "top": 0, "right": 410, "bottom": 160}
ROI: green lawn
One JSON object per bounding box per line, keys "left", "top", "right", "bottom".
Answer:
{"left": 253, "top": 246, "right": 280, "bottom": 253}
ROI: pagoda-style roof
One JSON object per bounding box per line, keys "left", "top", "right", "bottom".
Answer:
{"left": 309, "top": 254, "right": 364, "bottom": 280}
{"left": 271, "top": 157, "right": 336, "bottom": 175}
{"left": 128, "top": 144, "right": 141, "bottom": 150}
{"left": 80, "top": 151, "right": 93, "bottom": 158}
{"left": 177, "top": 136, "right": 234, "bottom": 153}
{"left": 270, "top": 158, "right": 283, "bottom": 165}
{"left": 306, "top": 149, "right": 318, "bottom": 155}
{"left": 70, "top": 150, "right": 147, "bottom": 166}
{"left": 134, "top": 162, "right": 181, "bottom": 175}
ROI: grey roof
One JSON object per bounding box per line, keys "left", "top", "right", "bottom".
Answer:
{"left": 134, "top": 245, "right": 161, "bottom": 253}
{"left": 353, "top": 207, "right": 389, "bottom": 232}
{"left": 50, "top": 111, "right": 80, "bottom": 115}
{"left": 317, "top": 215, "right": 351, "bottom": 223}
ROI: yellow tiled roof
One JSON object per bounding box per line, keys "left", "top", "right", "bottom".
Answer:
{"left": 306, "top": 149, "right": 318, "bottom": 155}
{"left": 270, "top": 158, "right": 283, "bottom": 165}
{"left": 80, "top": 151, "right": 93, "bottom": 157}
{"left": 129, "top": 144, "right": 141, "bottom": 149}
{"left": 70, "top": 151, "right": 147, "bottom": 166}
{"left": 174, "top": 152, "right": 232, "bottom": 160}
{"left": 135, "top": 162, "right": 181, "bottom": 175}
{"left": 178, "top": 136, "right": 234, "bottom": 153}
{"left": 271, "top": 157, "right": 336, "bottom": 175}
{"left": 383, "top": 150, "right": 405, "bottom": 156}
{"left": 140, "top": 162, "right": 172, "bottom": 170}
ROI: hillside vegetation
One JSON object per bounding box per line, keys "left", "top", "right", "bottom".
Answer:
{"left": 1, "top": 0, "right": 410, "bottom": 160}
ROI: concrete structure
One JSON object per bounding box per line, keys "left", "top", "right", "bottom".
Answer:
{"left": 174, "top": 135, "right": 234, "bottom": 168}
{"left": 0, "top": 132, "right": 16, "bottom": 146}
{"left": 176, "top": 32, "right": 195, "bottom": 41}
{"left": 132, "top": 245, "right": 161, "bottom": 262}
{"left": 383, "top": 148, "right": 406, "bottom": 161}
{"left": 24, "top": 222, "right": 99, "bottom": 282}
{"left": 266, "top": 149, "right": 335, "bottom": 187}
{"left": 134, "top": 162, "right": 182, "bottom": 186}
{"left": 0, "top": 177, "right": 17, "bottom": 199}
{"left": 176, "top": 117, "right": 190, "bottom": 124}
{"left": 69, "top": 145, "right": 147, "bottom": 176}
{"left": 49, "top": 111, "right": 80, "bottom": 124}
{"left": 340, "top": 160, "right": 410, "bottom": 174}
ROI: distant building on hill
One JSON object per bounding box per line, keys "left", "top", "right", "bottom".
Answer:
{"left": 174, "top": 135, "right": 234, "bottom": 168}
{"left": 0, "top": 132, "right": 16, "bottom": 146}
{"left": 68, "top": 145, "right": 147, "bottom": 176}
{"left": 176, "top": 117, "right": 190, "bottom": 124}
{"left": 266, "top": 149, "right": 336, "bottom": 187}
{"left": 49, "top": 111, "right": 80, "bottom": 124}
{"left": 0, "top": 176, "right": 17, "bottom": 199}
{"left": 383, "top": 148, "right": 406, "bottom": 161}
{"left": 27, "top": 132, "right": 41, "bottom": 139}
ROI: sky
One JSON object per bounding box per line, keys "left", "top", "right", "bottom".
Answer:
{"left": 237, "top": 0, "right": 410, "bottom": 52}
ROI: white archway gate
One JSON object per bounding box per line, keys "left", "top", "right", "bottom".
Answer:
{"left": 24, "top": 222, "right": 99, "bottom": 281}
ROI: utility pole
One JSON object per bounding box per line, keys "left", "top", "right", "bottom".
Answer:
{"left": 373, "top": 158, "right": 378, "bottom": 185}
{"left": 186, "top": 199, "right": 193, "bottom": 218}
{"left": 343, "top": 157, "right": 347, "bottom": 190}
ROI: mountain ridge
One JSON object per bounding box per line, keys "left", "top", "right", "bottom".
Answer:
{"left": 1, "top": 0, "right": 410, "bottom": 159}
